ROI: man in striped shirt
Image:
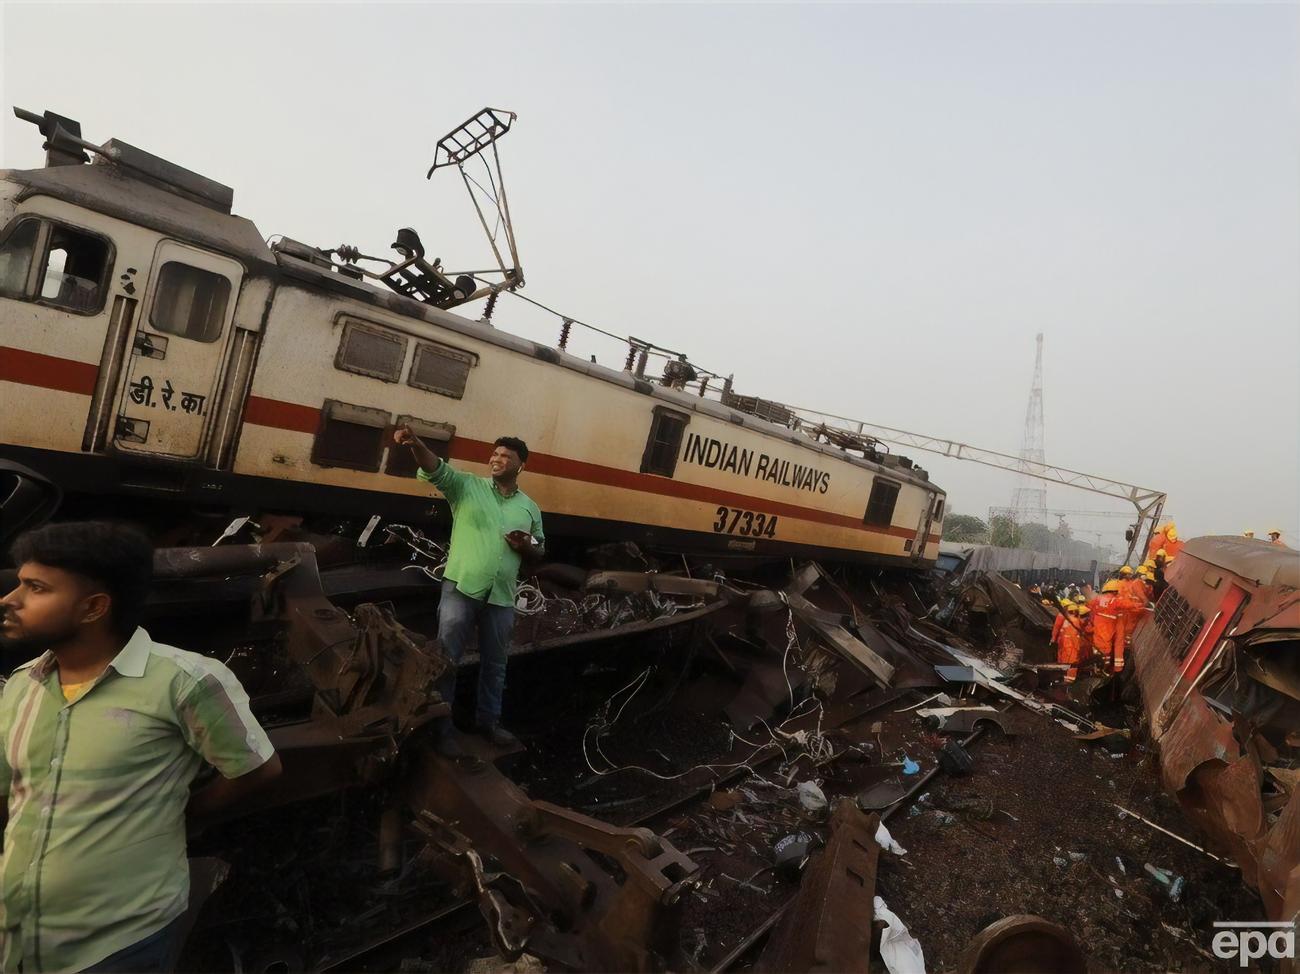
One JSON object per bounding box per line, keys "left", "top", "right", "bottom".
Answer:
{"left": 0, "top": 522, "right": 282, "bottom": 972}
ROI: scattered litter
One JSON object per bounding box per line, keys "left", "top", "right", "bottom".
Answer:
{"left": 1144, "top": 863, "right": 1186, "bottom": 902}
{"left": 1115, "top": 856, "right": 1127, "bottom": 875}
{"left": 1068, "top": 851, "right": 1086, "bottom": 863}
{"left": 719, "top": 871, "right": 769, "bottom": 895}
{"left": 874, "top": 895, "right": 926, "bottom": 974}
{"left": 1052, "top": 856, "right": 1068, "bottom": 868}
{"left": 772, "top": 832, "right": 816, "bottom": 879}
{"left": 902, "top": 757, "right": 921, "bottom": 776}
{"left": 797, "top": 780, "right": 828, "bottom": 813}
{"left": 937, "top": 740, "right": 973, "bottom": 776}
{"left": 875, "top": 821, "right": 908, "bottom": 856}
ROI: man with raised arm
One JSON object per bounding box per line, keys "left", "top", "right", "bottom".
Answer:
{"left": 394, "top": 427, "right": 545, "bottom": 757}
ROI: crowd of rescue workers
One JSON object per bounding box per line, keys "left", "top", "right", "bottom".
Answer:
{"left": 1039, "top": 523, "right": 1287, "bottom": 683}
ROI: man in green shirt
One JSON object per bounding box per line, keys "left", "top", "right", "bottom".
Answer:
{"left": 0, "top": 521, "right": 282, "bottom": 972}
{"left": 393, "top": 427, "right": 544, "bottom": 757}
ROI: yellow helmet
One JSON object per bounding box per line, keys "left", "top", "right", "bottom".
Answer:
{"left": 1164, "top": 521, "right": 1177, "bottom": 533}
{"left": 1243, "top": 530, "right": 1255, "bottom": 538}
{"left": 1078, "top": 606, "right": 1091, "bottom": 616}
{"left": 1066, "top": 604, "right": 1081, "bottom": 614}
{"left": 1102, "top": 580, "right": 1121, "bottom": 593}
{"left": 1119, "top": 565, "right": 1134, "bottom": 576}
{"left": 1157, "top": 548, "right": 1168, "bottom": 557}
{"left": 1166, "top": 527, "right": 1178, "bottom": 541}
{"left": 1269, "top": 529, "right": 1282, "bottom": 537}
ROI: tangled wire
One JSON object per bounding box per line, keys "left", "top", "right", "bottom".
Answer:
{"left": 385, "top": 523, "right": 449, "bottom": 582}
{"left": 578, "top": 608, "right": 844, "bottom": 785}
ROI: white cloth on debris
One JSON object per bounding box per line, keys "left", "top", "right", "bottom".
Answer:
{"left": 796, "top": 780, "right": 827, "bottom": 812}
{"left": 873, "top": 896, "right": 926, "bottom": 974}
{"left": 874, "top": 821, "right": 908, "bottom": 856}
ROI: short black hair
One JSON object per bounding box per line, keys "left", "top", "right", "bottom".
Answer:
{"left": 9, "top": 521, "right": 154, "bottom": 638}
{"left": 494, "top": 436, "right": 529, "bottom": 463}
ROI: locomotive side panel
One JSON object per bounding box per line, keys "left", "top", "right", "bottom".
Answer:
{"left": 233, "top": 280, "right": 941, "bottom": 563}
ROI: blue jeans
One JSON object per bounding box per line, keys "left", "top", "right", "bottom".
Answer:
{"left": 83, "top": 913, "right": 185, "bottom": 972}
{"left": 437, "top": 579, "right": 516, "bottom": 727}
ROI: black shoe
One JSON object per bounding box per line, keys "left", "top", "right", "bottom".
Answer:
{"left": 478, "top": 723, "right": 521, "bottom": 749}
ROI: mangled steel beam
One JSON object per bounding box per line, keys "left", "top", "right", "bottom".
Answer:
{"left": 759, "top": 802, "right": 880, "bottom": 973}
{"left": 154, "top": 544, "right": 450, "bottom": 813}
{"left": 585, "top": 570, "right": 726, "bottom": 600}
{"left": 159, "top": 543, "right": 703, "bottom": 968}
{"left": 786, "top": 591, "right": 895, "bottom": 686}
{"left": 405, "top": 738, "right": 698, "bottom": 971}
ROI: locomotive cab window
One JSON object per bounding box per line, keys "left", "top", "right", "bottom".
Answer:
{"left": 641, "top": 406, "right": 689, "bottom": 477}
{"left": 0, "top": 217, "right": 112, "bottom": 314}
{"left": 864, "top": 479, "right": 901, "bottom": 527}
{"left": 151, "top": 262, "right": 231, "bottom": 343}
{"left": 932, "top": 497, "right": 945, "bottom": 522}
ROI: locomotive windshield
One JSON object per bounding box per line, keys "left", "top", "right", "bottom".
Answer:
{"left": 0, "top": 217, "right": 111, "bottom": 314}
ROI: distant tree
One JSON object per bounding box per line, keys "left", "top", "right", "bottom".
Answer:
{"left": 989, "top": 515, "right": 1022, "bottom": 548}
{"left": 942, "top": 514, "right": 989, "bottom": 543}
{"left": 1019, "top": 522, "right": 1055, "bottom": 553}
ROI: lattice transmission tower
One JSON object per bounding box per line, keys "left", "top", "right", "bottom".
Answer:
{"left": 1009, "top": 333, "right": 1048, "bottom": 526}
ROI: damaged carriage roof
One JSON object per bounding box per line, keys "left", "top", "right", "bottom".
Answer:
{"left": 1182, "top": 535, "right": 1300, "bottom": 590}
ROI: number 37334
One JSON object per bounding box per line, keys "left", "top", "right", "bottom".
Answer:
{"left": 712, "top": 506, "right": 779, "bottom": 538}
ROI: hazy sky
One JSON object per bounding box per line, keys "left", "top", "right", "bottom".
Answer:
{"left": 4, "top": 2, "right": 1297, "bottom": 552}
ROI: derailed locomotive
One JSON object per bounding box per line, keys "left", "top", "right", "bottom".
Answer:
{"left": 0, "top": 108, "right": 944, "bottom": 567}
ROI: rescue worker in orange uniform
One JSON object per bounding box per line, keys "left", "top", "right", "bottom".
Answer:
{"left": 1146, "top": 522, "right": 1174, "bottom": 562}
{"left": 1057, "top": 604, "right": 1088, "bottom": 683}
{"left": 1137, "top": 565, "right": 1157, "bottom": 628}
{"left": 1115, "top": 568, "right": 1149, "bottom": 651}
{"left": 1091, "top": 579, "right": 1144, "bottom": 673}
{"left": 1162, "top": 526, "right": 1185, "bottom": 562}
{"left": 1050, "top": 599, "right": 1069, "bottom": 650}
